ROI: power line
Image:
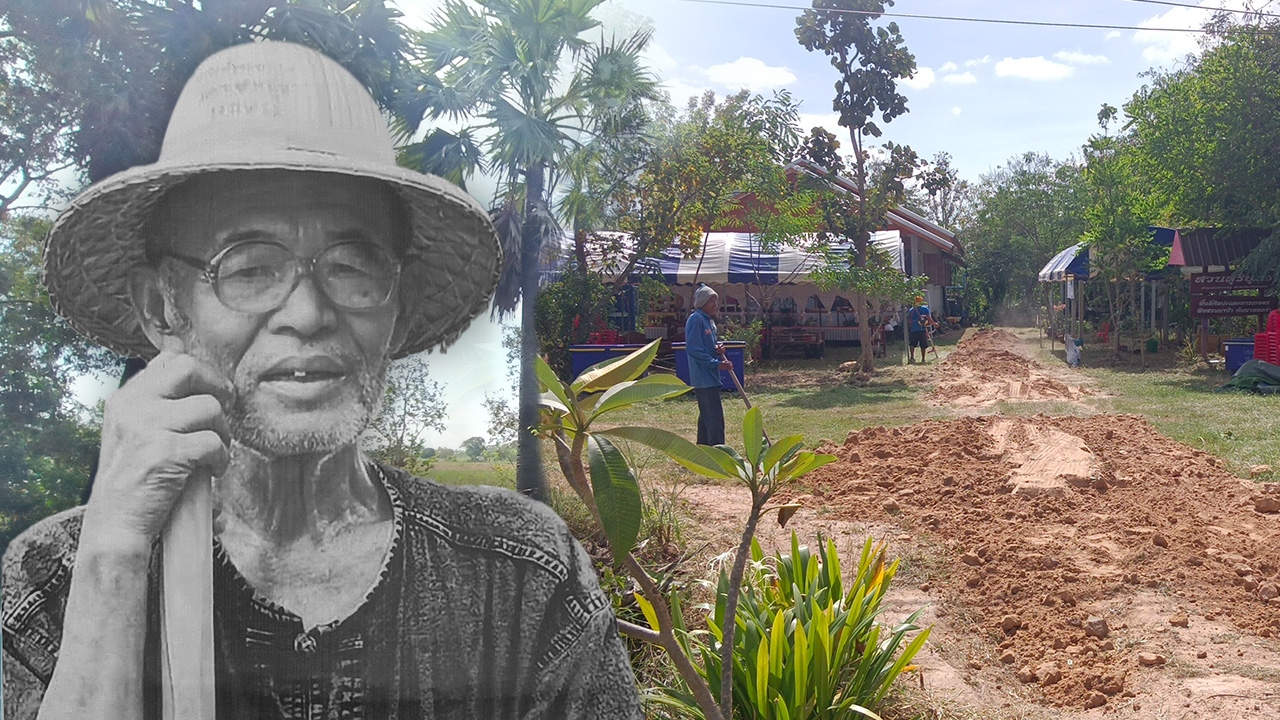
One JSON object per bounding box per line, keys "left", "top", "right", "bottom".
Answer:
{"left": 669, "top": 0, "right": 1278, "bottom": 34}
{"left": 1121, "top": 0, "right": 1280, "bottom": 22}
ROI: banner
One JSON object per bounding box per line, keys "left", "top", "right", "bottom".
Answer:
{"left": 1190, "top": 273, "right": 1273, "bottom": 294}
{"left": 1190, "top": 295, "right": 1278, "bottom": 318}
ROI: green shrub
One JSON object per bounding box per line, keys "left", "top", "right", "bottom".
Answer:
{"left": 662, "top": 534, "right": 930, "bottom": 720}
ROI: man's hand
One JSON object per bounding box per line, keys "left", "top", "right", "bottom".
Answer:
{"left": 86, "top": 350, "right": 232, "bottom": 553}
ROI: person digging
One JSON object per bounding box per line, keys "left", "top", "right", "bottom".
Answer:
{"left": 684, "top": 284, "right": 733, "bottom": 446}
{"left": 907, "top": 295, "right": 939, "bottom": 364}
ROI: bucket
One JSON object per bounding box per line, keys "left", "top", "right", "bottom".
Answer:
{"left": 1223, "top": 338, "right": 1255, "bottom": 373}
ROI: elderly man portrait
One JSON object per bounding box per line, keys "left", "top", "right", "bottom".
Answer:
{"left": 1, "top": 41, "right": 641, "bottom": 719}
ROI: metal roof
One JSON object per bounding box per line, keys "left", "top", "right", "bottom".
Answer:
{"left": 1038, "top": 242, "right": 1090, "bottom": 282}
{"left": 1168, "top": 228, "right": 1269, "bottom": 269}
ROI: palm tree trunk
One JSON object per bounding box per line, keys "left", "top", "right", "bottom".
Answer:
{"left": 517, "top": 163, "right": 548, "bottom": 500}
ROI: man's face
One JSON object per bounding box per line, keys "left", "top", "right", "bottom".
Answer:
{"left": 704, "top": 296, "right": 719, "bottom": 317}
{"left": 154, "top": 170, "right": 403, "bottom": 456}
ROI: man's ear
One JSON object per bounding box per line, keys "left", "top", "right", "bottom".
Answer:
{"left": 128, "top": 265, "right": 177, "bottom": 349}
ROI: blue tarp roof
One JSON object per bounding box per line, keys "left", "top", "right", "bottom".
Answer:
{"left": 1038, "top": 242, "right": 1090, "bottom": 282}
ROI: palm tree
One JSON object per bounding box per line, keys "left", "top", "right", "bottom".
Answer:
{"left": 2, "top": 0, "right": 424, "bottom": 184}
{"left": 410, "top": 0, "right": 660, "bottom": 498}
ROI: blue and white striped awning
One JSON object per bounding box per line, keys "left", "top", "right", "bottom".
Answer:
{"left": 572, "top": 231, "right": 902, "bottom": 286}
{"left": 1038, "top": 243, "right": 1091, "bottom": 282}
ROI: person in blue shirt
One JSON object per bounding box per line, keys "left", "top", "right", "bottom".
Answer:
{"left": 685, "top": 284, "right": 732, "bottom": 445}
{"left": 907, "top": 295, "right": 938, "bottom": 364}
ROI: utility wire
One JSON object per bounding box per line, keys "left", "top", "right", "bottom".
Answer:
{"left": 1121, "top": 0, "right": 1280, "bottom": 22}
{"left": 669, "top": 0, "right": 1279, "bottom": 34}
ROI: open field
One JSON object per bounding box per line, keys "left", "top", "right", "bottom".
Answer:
{"left": 593, "top": 327, "right": 1280, "bottom": 718}
{"left": 436, "top": 326, "right": 1280, "bottom": 718}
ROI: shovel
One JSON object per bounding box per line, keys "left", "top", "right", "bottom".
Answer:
{"left": 157, "top": 336, "right": 216, "bottom": 720}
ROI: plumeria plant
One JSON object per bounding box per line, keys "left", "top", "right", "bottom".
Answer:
{"left": 536, "top": 340, "right": 837, "bottom": 720}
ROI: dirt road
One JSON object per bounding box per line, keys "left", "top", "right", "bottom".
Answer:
{"left": 680, "top": 329, "right": 1280, "bottom": 718}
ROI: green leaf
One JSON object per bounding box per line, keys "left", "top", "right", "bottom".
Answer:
{"left": 634, "top": 592, "right": 661, "bottom": 632}
{"left": 535, "top": 355, "right": 572, "bottom": 409}
{"left": 538, "top": 390, "right": 570, "bottom": 415}
{"left": 761, "top": 434, "right": 804, "bottom": 473}
{"left": 587, "top": 435, "right": 642, "bottom": 562}
{"left": 743, "top": 406, "right": 764, "bottom": 466}
{"left": 571, "top": 339, "right": 660, "bottom": 394}
{"left": 599, "top": 426, "right": 738, "bottom": 479}
{"left": 590, "top": 373, "right": 690, "bottom": 420}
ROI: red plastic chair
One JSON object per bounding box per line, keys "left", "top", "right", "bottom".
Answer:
{"left": 1094, "top": 321, "right": 1111, "bottom": 344}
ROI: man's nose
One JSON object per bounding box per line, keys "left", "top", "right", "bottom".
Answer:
{"left": 267, "top": 270, "right": 337, "bottom": 337}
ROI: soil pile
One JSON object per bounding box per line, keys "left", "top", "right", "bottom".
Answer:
{"left": 931, "top": 329, "right": 1086, "bottom": 407}
{"left": 800, "top": 414, "right": 1280, "bottom": 710}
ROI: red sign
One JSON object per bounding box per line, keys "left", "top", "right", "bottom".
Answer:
{"left": 1190, "top": 273, "right": 1273, "bottom": 294}
{"left": 1191, "top": 295, "right": 1278, "bottom": 318}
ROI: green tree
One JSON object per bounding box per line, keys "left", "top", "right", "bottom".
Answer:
{"left": 1125, "top": 13, "right": 1280, "bottom": 278}
{"left": 965, "top": 152, "right": 1086, "bottom": 320}
{"left": 0, "top": 216, "right": 120, "bottom": 553}
{"left": 413, "top": 0, "right": 660, "bottom": 500}
{"left": 795, "top": 0, "right": 923, "bottom": 372}
{"left": 612, "top": 92, "right": 809, "bottom": 293}
{"left": 482, "top": 323, "right": 521, "bottom": 447}
{"left": 461, "top": 436, "right": 487, "bottom": 461}
{"left": 1081, "top": 106, "right": 1162, "bottom": 354}
{"left": 362, "top": 356, "right": 447, "bottom": 477}
{"left": 2, "top": 0, "right": 425, "bottom": 185}
{"left": 907, "top": 152, "right": 975, "bottom": 232}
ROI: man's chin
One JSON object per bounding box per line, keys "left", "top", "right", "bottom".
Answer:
{"left": 230, "top": 408, "right": 369, "bottom": 457}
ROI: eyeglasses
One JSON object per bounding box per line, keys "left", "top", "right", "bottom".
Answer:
{"left": 164, "top": 240, "right": 401, "bottom": 314}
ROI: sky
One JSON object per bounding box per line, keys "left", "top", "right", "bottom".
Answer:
{"left": 73, "top": 0, "right": 1267, "bottom": 448}
{"left": 389, "top": 0, "right": 1263, "bottom": 448}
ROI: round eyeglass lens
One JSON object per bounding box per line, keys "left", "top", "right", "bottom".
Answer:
{"left": 215, "top": 241, "right": 295, "bottom": 312}
{"left": 316, "top": 242, "right": 398, "bottom": 309}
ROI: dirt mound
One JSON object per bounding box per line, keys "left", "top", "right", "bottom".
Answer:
{"left": 932, "top": 329, "right": 1086, "bottom": 407}
{"left": 799, "top": 414, "right": 1280, "bottom": 710}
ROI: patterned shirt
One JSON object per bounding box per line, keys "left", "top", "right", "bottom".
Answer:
{"left": 2, "top": 464, "right": 642, "bottom": 720}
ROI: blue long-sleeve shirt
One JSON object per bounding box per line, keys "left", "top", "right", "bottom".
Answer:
{"left": 684, "top": 308, "right": 722, "bottom": 389}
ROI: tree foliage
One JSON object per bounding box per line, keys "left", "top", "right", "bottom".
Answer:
{"left": 413, "top": 0, "right": 661, "bottom": 498}
{"left": 1, "top": 0, "right": 425, "bottom": 186}
{"left": 595, "top": 90, "right": 813, "bottom": 302}
{"left": 363, "top": 356, "right": 447, "bottom": 478}
{"left": 795, "top": 0, "right": 922, "bottom": 372}
{"left": 1125, "top": 14, "right": 1280, "bottom": 278}
{"left": 964, "top": 153, "right": 1086, "bottom": 319}
{"left": 0, "top": 216, "right": 120, "bottom": 553}
{"left": 1082, "top": 107, "right": 1163, "bottom": 350}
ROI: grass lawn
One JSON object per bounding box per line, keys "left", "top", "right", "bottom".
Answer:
{"left": 1017, "top": 327, "right": 1280, "bottom": 477}
{"left": 428, "top": 459, "right": 515, "bottom": 489}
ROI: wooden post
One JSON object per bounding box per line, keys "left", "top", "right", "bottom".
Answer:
{"left": 156, "top": 333, "right": 216, "bottom": 720}
{"left": 159, "top": 469, "right": 215, "bottom": 720}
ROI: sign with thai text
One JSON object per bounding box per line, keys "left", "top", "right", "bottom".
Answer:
{"left": 1189, "top": 273, "right": 1273, "bottom": 294}
{"left": 1190, "top": 295, "right": 1278, "bottom": 318}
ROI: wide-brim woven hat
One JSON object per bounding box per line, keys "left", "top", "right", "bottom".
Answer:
{"left": 44, "top": 40, "right": 501, "bottom": 360}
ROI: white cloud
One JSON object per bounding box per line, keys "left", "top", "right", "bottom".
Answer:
{"left": 964, "top": 55, "right": 992, "bottom": 68}
{"left": 951, "top": 106, "right": 962, "bottom": 116}
{"left": 939, "top": 61, "right": 958, "bottom": 73}
{"left": 994, "top": 56, "right": 1075, "bottom": 81}
{"left": 901, "top": 66, "right": 936, "bottom": 89}
{"left": 1134, "top": 1, "right": 1250, "bottom": 67}
{"left": 797, "top": 112, "right": 843, "bottom": 135}
{"left": 661, "top": 77, "right": 710, "bottom": 108}
{"left": 942, "top": 72, "right": 977, "bottom": 85}
{"left": 1105, "top": 30, "right": 1122, "bottom": 40}
{"left": 1054, "top": 50, "right": 1110, "bottom": 65}
{"left": 702, "top": 57, "right": 796, "bottom": 91}
{"left": 642, "top": 43, "right": 679, "bottom": 73}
